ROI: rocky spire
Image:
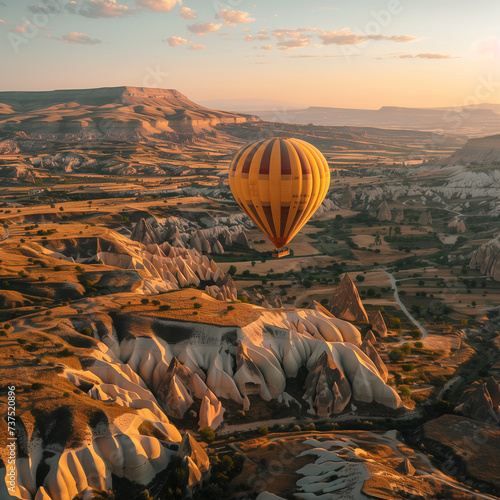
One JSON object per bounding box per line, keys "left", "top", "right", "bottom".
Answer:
{"left": 340, "top": 184, "right": 354, "bottom": 208}
{"left": 418, "top": 211, "right": 432, "bottom": 225}
{"left": 330, "top": 273, "right": 369, "bottom": 323}
{"left": 377, "top": 200, "right": 392, "bottom": 221}
{"left": 130, "top": 218, "right": 160, "bottom": 245}
{"left": 364, "top": 330, "right": 378, "bottom": 344}
{"left": 303, "top": 351, "right": 352, "bottom": 417}
{"left": 396, "top": 458, "right": 416, "bottom": 476}
{"left": 360, "top": 339, "right": 388, "bottom": 382}
{"left": 370, "top": 310, "right": 388, "bottom": 337}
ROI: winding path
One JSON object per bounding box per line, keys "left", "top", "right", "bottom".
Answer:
{"left": 385, "top": 271, "right": 428, "bottom": 340}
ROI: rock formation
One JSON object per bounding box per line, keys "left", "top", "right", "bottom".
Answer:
{"left": 364, "top": 330, "right": 378, "bottom": 344}
{"left": 393, "top": 208, "right": 404, "bottom": 223}
{"left": 370, "top": 310, "right": 388, "bottom": 337}
{"left": 0, "top": 278, "right": 403, "bottom": 499}
{"left": 130, "top": 218, "right": 161, "bottom": 245}
{"left": 234, "top": 230, "right": 250, "bottom": 247}
{"left": 418, "top": 211, "right": 432, "bottom": 225}
{"left": 39, "top": 234, "right": 238, "bottom": 300}
{"left": 302, "top": 352, "right": 352, "bottom": 416}
{"left": 131, "top": 218, "right": 250, "bottom": 256}
{"left": 396, "top": 458, "right": 416, "bottom": 476}
{"left": 456, "top": 382, "right": 500, "bottom": 423}
{"left": 448, "top": 217, "right": 466, "bottom": 233}
{"left": 487, "top": 376, "right": 500, "bottom": 409}
{"left": 0, "top": 86, "right": 259, "bottom": 144}
{"left": 376, "top": 200, "right": 392, "bottom": 221}
{"left": 312, "top": 198, "right": 339, "bottom": 218}
{"left": 330, "top": 273, "right": 369, "bottom": 323}
{"left": 359, "top": 339, "right": 388, "bottom": 382}
{"left": 470, "top": 237, "right": 500, "bottom": 281}
{"left": 340, "top": 184, "right": 355, "bottom": 208}
{"left": 234, "top": 342, "right": 272, "bottom": 400}
{"left": 157, "top": 357, "right": 196, "bottom": 419}
{"left": 446, "top": 133, "right": 500, "bottom": 165}
{"left": 178, "top": 433, "right": 210, "bottom": 496}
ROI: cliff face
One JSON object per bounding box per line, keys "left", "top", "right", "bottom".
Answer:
{"left": 0, "top": 86, "right": 259, "bottom": 142}
{"left": 470, "top": 237, "right": 500, "bottom": 281}
{"left": 446, "top": 134, "right": 500, "bottom": 165}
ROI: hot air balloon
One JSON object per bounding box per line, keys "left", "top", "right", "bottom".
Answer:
{"left": 229, "top": 137, "right": 330, "bottom": 258}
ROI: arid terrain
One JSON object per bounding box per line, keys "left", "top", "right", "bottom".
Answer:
{"left": 0, "top": 87, "right": 499, "bottom": 500}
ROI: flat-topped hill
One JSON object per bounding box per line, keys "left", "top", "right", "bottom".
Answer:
{"left": 0, "top": 86, "right": 258, "bottom": 141}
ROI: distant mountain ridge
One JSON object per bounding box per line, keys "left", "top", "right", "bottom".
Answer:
{"left": 0, "top": 86, "right": 259, "bottom": 142}
{"left": 253, "top": 104, "right": 500, "bottom": 137}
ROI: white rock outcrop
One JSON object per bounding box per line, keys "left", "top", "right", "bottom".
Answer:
{"left": 470, "top": 237, "right": 500, "bottom": 280}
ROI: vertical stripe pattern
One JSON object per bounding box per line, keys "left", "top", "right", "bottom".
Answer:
{"left": 229, "top": 137, "right": 331, "bottom": 249}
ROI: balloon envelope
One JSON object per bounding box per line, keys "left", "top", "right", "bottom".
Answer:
{"left": 229, "top": 137, "right": 330, "bottom": 249}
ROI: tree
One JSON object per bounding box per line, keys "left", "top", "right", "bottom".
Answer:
{"left": 356, "top": 275, "right": 365, "bottom": 283}
{"left": 389, "top": 348, "right": 405, "bottom": 361}
{"left": 228, "top": 265, "right": 237, "bottom": 276}
{"left": 199, "top": 427, "right": 215, "bottom": 442}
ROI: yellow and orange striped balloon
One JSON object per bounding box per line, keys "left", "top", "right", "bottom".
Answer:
{"left": 229, "top": 137, "right": 330, "bottom": 249}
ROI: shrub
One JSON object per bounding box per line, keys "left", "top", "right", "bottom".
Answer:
{"left": 414, "top": 341, "right": 424, "bottom": 348}
{"left": 402, "top": 363, "right": 415, "bottom": 372}
{"left": 401, "top": 343, "right": 412, "bottom": 355}
{"left": 434, "top": 398, "right": 453, "bottom": 415}
{"left": 388, "top": 316, "right": 402, "bottom": 329}
{"left": 80, "top": 327, "right": 93, "bottom": 337}
{"left": 193, "top": 302, "right": 202, "bottom": 309}
{"left": 410, "top": 329, "right": 423, "bottom": 340}
{"left": 63, "top": 392, "right": 71, "bottom": 398}
{"left": 389, "top": 348, "right": 405, "bottom": 361}
{"left": 199, "top": 427, "right": 215, "bottom": 442}
{"left": 399, "top": 386, "right": 411, "bottom": 398}
{"left": 291, "top": 425, "right": 301, "bottom": 432}
{"left": 32, "top": 383, "right": 44, "bottom": 390}
{"left": 304, "top": 423, "right": 315, "bottom": 431}
{"left": 356, "top": 275, "right": 365, "bottom": 282}
{"left": 159, "top": 304, "right": 171, "bottom": 311}
{"left": 137, "top": 490, "right": 153, "bottom": 500}
{"left": 227, "top": 305, "right": 235, "bottom": 311}
{"left": 57, "top": 348, "right": 74, "bottom": 357}
{"left": 258, "top": 426, "right": 269, "bottom": 436}
{"left": 152, "top": 299, "right": 160, "bottom": 306}
{"left": 17, "top": 338, "right": 27, "bottom": 345}
{"left": 228, "top": 265, "right": 237, "bottom": 276}
{"left": 141, "top": 298, "right": 149, "bottom": 305}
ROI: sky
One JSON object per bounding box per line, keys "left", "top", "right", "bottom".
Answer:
{"left": 1, "top": 0, "right": 500, "bottom": 109}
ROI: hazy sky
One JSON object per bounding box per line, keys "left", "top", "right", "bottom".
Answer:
{"left": 1, "top": 0, "right": 500, "bottom": 108}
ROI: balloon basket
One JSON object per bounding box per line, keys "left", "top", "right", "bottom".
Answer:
{"left": 272, "top": 247, "right": 290, "bottom": 259}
